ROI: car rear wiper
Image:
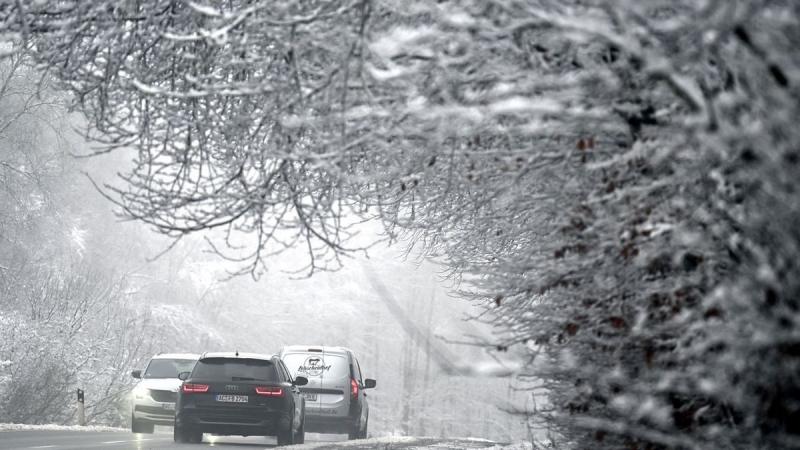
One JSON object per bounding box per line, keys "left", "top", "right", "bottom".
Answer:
{"left": 231, "top": 376, "right": 261, "bottom": 381}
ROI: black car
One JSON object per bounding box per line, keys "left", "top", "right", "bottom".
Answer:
{"left": 173, "top": 352, "right": 308, "bottom": 445}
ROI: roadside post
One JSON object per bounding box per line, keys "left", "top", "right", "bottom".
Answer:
{"left": 76, "top": 388, "right": 85, "bottom": 426}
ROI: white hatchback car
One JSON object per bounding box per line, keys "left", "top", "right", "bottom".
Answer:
{"left": 130, "top": 353, "right": 199, "bottom": 433}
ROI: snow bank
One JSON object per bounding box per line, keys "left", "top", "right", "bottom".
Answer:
{"left": 485, "top": 442, "right": 535, "bottom": 450}
{"left": 292, "top": 436, "right": 532, "bottom": 449}
{"left": 293, "top": 436, "right": 419, "bottom": 448}
{"left": 0, "top": 423, "right": 127, "bottom": 433}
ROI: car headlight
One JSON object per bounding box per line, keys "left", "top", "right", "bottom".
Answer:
{"left": 133, "top": 385, "right": 149, "bottom": 400}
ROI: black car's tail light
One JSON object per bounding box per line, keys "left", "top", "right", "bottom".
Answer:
{"left": 255, "top": 386, "right": 284, "bottom": 397}
{"left": 182, "top": 383, "right": 210, "bottom": 393}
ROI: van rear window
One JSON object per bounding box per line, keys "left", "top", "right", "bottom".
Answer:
{"left": 192, "top": 358, "right": 278, "bottom": 381}
{"left": 283, "top": 353, "right": 349, "bottom": 379}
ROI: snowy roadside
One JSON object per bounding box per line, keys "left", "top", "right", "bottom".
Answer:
{"left": 290, "top": 435, "right": 534, "bottom": 449}
{"left": 0, "top": 423, "right": 127, "bottom": 433}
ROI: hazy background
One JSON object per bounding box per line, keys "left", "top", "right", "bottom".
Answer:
{"left": 0, "top": 77, "right": 529, "bottom": 440}
{"left": 86, "top": 147, "right": 531, "bottom": 440}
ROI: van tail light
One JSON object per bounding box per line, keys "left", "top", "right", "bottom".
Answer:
{"left": 350, "top": 378, "right": 359, "bottom": 400}
{"left": 182, "top": 383, "right": 209, "bottom": 393}
{"left": 255, "top": 386, "right": 284, "bottom": 397}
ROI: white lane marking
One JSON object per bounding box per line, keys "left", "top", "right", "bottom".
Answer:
{"left": 98, "top": 439, "right": 156, "bottom": 444}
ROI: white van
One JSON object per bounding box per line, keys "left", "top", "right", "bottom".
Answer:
{"left": 279, "top": 346, "right": 376, "bottom": 439}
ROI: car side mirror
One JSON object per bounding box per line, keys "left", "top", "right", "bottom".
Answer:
{"left": 131, "top": 369, "right": 141, "bottom": 379}
{"left": 178, "top": 371, "right": 190, "bottom": 381}
{"left": 294, "top": 376, "right": 308, "bottom": 386}
{"left": 364, "top": 378, "right": 376, "bottom": 389}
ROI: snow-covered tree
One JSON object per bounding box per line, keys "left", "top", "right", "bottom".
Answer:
{"left": 366, "top": 2, "right": 800, "bottom": 448}
{"left": 4, "top": 0, "right": 382, "bottom": 276}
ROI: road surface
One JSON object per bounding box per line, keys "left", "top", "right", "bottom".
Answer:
{"left": 0, "top": 429, "right": 516, "bottom": 449}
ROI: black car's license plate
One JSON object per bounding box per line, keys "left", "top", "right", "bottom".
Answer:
{"left": 215, "top": 394, "right": 248, "bottom": 403}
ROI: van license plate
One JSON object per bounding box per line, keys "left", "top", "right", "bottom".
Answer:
{"left": 302, "top": 393, "right": 317, "bottom": 401}
{"left": 215, "top": 394, "right": 248, "bottom": 403}
{"left": 162, "top": 403, "right": 175, "bottom": 410}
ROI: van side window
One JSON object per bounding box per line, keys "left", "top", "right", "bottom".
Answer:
{"left": 274, "top": 359, "right": 285, "bottom": 382}
{"left": 278, "top": 361, "right": 292, "bottom": 382}
{"left": 353, "top": 357, "right": 364, "bottom": 384}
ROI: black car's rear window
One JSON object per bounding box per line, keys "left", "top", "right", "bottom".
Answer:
{"left": 192, "top": 358, "right": 278, "bottom": 382}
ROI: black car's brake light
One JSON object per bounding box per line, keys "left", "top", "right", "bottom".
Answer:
{"left": 182, "top": 383, "right": 209, "bottom": 393}
{"left": 255, "top": 386, "right": 284, "bottom": 397}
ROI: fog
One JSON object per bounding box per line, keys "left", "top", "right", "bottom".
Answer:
{"left": 0, "top": 100, "right": 528, "bottom": 440}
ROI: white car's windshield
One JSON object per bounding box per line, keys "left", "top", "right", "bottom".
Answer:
{"left": 143, "top": 359, "right": 196, "bottom": 379}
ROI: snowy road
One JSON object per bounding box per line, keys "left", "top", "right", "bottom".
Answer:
{"left": 0, "top": 429, "right": 520, "bottom": 450}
